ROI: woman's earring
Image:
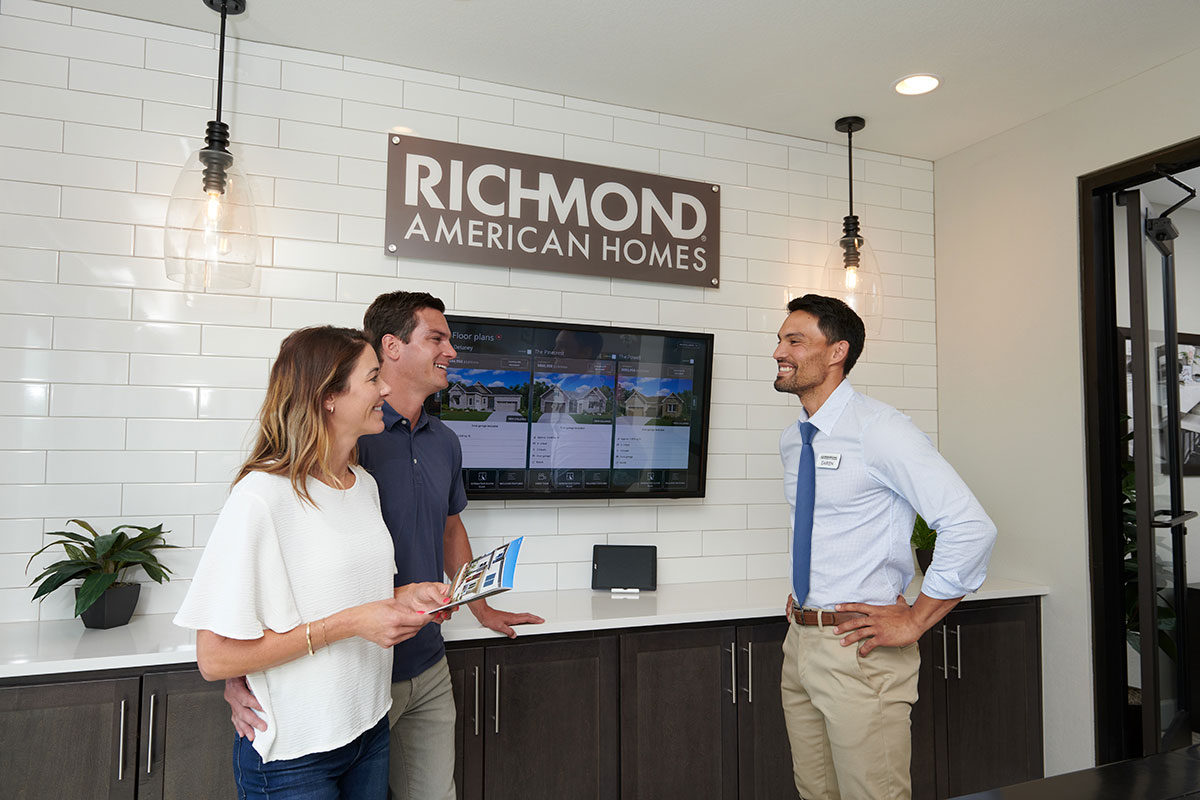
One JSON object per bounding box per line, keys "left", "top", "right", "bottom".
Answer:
{"left": 326, "top": 404, "right": 334, "bottom": 413}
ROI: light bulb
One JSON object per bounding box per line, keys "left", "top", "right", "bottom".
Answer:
{"left": 843, "top": 266, "right": 858, "bottom": 290}
{"left": 164, "top": 148, "right": 258, "bottom": 291}
{"left": 821, "top": 232, "right": 883, "bottom": 336}
{"left": 894, "top": 74, "right": 941, "bottom": 95}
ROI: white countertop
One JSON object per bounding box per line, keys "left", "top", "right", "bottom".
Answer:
{"left": 0, "top": 576, "right": 1048, "bottom": 680}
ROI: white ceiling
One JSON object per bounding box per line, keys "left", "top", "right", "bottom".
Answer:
{"left": 48, "top": 0, "right": 1200, "bottom": 161}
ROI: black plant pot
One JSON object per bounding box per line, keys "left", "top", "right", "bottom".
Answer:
{"left": 77, "top": 583, "right": 141, "bottom": 629}
{"left": 915, "top": 548, "right": 934, "bottom": 574}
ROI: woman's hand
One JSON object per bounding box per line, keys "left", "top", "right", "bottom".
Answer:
{"left": 348, "top": 597, "right": 436, "bottom": 648}
{"left": 394, "top": 581, "right": 454, "bottom": 622}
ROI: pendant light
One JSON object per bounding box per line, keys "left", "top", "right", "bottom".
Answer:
{"left": 163, "top": 0, "right": 258, "bottom": 291}
{"left": 821, "top": 116, "right": 883, "bottom": 335}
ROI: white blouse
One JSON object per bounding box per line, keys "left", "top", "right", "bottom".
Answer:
{"left": 175, "top": 465, "right": 396, "bottom": 762}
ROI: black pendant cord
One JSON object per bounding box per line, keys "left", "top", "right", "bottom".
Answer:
{"left": 199, "top": 0, "right": 235, "bottom": 195}
{"left": 846, "top": 126, "right": 854, "bottom": 218}
{"left": 215, "top": 2, "right": 227, "bottom": 125}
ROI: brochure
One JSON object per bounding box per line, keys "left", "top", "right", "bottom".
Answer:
{"left": 429, "top": 536, "right": 523, "bottom": 613}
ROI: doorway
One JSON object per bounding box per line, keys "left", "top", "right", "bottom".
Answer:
{"left": 1082, "top": 139, "right": 1200, "bottom": 763}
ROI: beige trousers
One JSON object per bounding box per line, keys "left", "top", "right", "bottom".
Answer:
{"left": 780, "top": 616, "right": 921, "bottom": 800}
{"left": 388, "top": 656, "right": 457, "bottom": 800}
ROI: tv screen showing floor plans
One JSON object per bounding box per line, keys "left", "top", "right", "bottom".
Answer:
{"left": 425, "top": 316, "right": 714, "bottom": 499}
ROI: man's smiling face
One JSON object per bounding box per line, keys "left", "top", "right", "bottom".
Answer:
{"left": 772, "top": 310, "right": 838, "bottom": 396}
{"left": 394, "top": 307, "right": 457, "bottom": 400}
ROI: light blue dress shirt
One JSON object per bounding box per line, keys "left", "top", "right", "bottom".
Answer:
{"left": 780, "top": 379, "right": 996, "bottom": 609}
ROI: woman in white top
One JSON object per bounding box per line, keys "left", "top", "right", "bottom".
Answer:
{"left": 175, "top": 326, "right": 450, "bottom": 800}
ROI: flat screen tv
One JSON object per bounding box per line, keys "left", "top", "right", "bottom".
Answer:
{"left": 424, "top": 315, "right": 713, "bottom": 499}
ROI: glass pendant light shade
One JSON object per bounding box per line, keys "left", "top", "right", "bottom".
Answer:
{"left": 823, "top": 116, "right": 883, "bottom": 335}
{"left": 821, "top": 223, "right": 883, "bottom": 335}
{"left": 164, "top": 146, "right": 258, "bottom": 290}
{"left": 162, "top": 0, "right": 256, "bottom": 291}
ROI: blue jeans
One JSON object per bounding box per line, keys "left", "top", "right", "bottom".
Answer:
{"left": 233, "top": 715, "right": 389, "bottom": 800}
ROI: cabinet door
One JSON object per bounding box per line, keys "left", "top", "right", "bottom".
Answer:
{"left": 138, "top": 669, "right": 234, "bottom": 800}
{"left": 736, "top": 622, "right": 798, "bottom": 800}
{"left": 939, "top": 600, "right": 1042, "bottom": 798}
{"left": 910, "top": 625, "right": 937, "bottom": 800}
{"left": 446, "top": 646, "right": 484, "bottom": 800}
{"left": 0, "top": 676, "right": 139, "bottom": 800}
{"left": 621, "top": 626, "right": 738, "bottom": 800}
{"left": 484, "top": 636, "right": 618, "bottom": 800}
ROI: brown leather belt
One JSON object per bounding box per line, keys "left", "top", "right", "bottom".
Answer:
{"left": 791, "top": 608, "right": 864, "bottom": 626}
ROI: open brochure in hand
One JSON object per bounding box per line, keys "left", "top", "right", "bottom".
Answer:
{"left": 429, "top": 537, "right": 523, "bottom": 613}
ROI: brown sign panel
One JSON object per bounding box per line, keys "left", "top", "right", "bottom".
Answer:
{"left": 384, "top": 136, "right": 720, "bottom": 288}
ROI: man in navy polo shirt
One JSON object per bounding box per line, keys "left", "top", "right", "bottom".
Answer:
{"left": 361, "top": 290, "right": 544, "bottom": 799}
{"left": 225, "top": 291, "right": 543, "bottom": 800}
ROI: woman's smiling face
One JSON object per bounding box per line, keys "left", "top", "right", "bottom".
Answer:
{"left": 329, "top": 344, "right": 391, "bottom": 439}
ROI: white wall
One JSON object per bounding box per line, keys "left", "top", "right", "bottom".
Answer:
{"left": 934, "top": 47, "right": 1200, "bottom": 775}
{"left": 0, "top": 1, "right": 939, "bottom": 624}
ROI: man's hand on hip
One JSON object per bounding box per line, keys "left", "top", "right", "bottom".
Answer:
{"left": 832, "top": 595, "right": 922, "bottom": 656}
{"left": 224, "top": 676, "right": 267, "bottom": 740}
{"left": 470, "top": 600, "right": 545, "bottom": 639}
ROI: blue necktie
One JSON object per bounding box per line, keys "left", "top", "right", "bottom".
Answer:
{"left": 792, "top": 421, "right": 818, "bottom": 607}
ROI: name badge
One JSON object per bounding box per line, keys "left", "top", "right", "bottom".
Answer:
{"left": 817, "top": 453, "right": 841, "bottom": 470}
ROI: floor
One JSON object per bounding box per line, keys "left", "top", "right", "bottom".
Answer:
{"left": 954, "top": 746, "right": 1200, "bottom": 799}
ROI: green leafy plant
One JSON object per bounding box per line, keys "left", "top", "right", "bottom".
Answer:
{"left": 911, "top": 514, "right": 937, "bottom": 550}
{"left": 26, "top": 520, "right": 177, "bottom": 617}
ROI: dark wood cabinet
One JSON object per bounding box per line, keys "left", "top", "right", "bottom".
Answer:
{"left": 620, "top": 626, "right": 739, "bottom": 800}
{"left": 446, "top": 646, "right": 485, "bottom": 800}
{"left": 933, "top": 598, "right": 1043, "bottom": 798}
{"left": 911, "top": 623, "right": 938, "bottom": 800}
{"left": 1, "top": 596, "right": 1040, "bottom": 800}
{"left": 441, "top": 598, "right": 1040, "bottom": 800}
{"left": 0, "top": 676, "right": 140, "bottom": 800}
{"left": 137, "top": 670, "right": 233, "bottom": 800}
{"left": 0, "top": 669, "right": 232, "bottom": 800}
{"left": 482, "top": 636, "right": 618, "bottom": 800}
{"left": 736, "top": 622, "right": 798, "bottom": 800}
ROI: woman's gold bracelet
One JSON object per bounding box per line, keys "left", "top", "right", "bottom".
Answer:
{"left": 305, "top": 622, "right": 314, "bottom": 656}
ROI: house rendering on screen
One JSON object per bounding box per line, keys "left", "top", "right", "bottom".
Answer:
{"left": 539, "top": 385, "right": 608, "bottom": 414}
{"left": 447, "top": 382, "right": 523, "bottom": 412}
{"left": 623, "top": 389, "right": 684, "bottom": 418}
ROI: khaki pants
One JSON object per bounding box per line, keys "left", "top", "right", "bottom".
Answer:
{"left": 781, "top": 617, "right": 920, "bottom": 800}
{"left": 388, "top": 657, "right": 457, "bottom": 800}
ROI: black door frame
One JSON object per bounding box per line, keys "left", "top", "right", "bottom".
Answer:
{"left": 1080, "top": 136, "right": 1200, "bottom": 764}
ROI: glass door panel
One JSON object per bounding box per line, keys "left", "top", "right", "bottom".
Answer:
{"left": 1120, "top": 187, "right": 1192, "bottom": 753}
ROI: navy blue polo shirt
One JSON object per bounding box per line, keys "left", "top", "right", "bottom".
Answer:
{"left": 358, "top": 402, "right": 468, "bottom": 683}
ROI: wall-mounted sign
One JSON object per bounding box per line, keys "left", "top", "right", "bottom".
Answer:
{"left": 385, "top": 136, "right": 720, "bottom": 288}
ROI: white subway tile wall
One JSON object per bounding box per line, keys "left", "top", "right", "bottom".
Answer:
{"left": 0, "top": 0, "right": 938, "bottom": 623}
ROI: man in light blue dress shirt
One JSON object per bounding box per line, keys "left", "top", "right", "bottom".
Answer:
{"left": 774, "top": 294, "right": 996, "bottom": 800}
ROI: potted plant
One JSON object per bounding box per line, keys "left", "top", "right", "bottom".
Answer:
{"left": 912, "top": 514, "right": 936, "bottom": 573}
{"left": 26, "top": 520, "right": 177, "bottom": 629}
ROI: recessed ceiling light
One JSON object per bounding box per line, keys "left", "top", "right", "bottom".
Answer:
{"left": 894, "top": 74, "right": 940, "bottom": 96}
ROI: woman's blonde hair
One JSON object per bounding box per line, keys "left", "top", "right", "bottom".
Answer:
{"left": 236, "top": 325, "right": 372, "bottom": 505}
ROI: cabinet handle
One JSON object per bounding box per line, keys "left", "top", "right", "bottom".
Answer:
{"left": 936, "top": 625, "right": 949, "bottom": 681}
{"left": 117, "top": 699, "right": 126, "bottom": 782}
{"left": 472, "top": 666, "right": 480, "bottom": 737}
{"left": 741, "top": 645, "right": 753, "bottom": 703}
{"left": 728, "top": 645, "right": 737, "bottom": 705}
{"left": 494, "top": 665, "right": 501, "bottom": 734}
{"left": 146, "top": 693, "right": 156, "bottom": 774}
{"left": 953, "top": 624, "right": 963, "bottom": 679}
